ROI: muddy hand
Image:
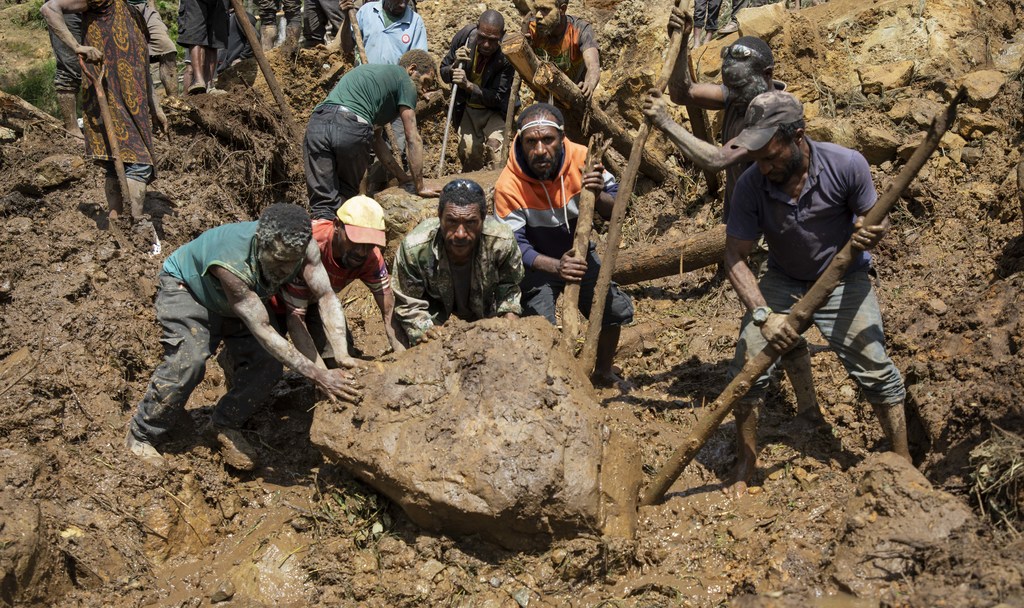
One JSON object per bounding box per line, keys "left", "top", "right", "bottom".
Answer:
{"left": 76, "top": 44, "right": 103, "bottom": 63}
{"left": 455, "top": 45, "right": 472, "bottom": 64}
{"left": 451, "top": 67, "right": 468, "bottom": 88}
{"left": 643, "top": 89, "right": 671, "bottom": 127}
{"left": 581, "top": 165, "right": 605, "bottom": 195}
{"left": 558, "top": 250, "right": 588, "bottom": 283}
{"left": 339, "top": 0, "right": 355, "bottom": 11}
{"left": 420, "top": 326, "right": 442, "bottom": 343}
{"left": 760, "top": 313, "right": 799, "bottom": 353}
{"left": 336, "top": 356, "right": 365, "bottom": 371}
{"left": 153, "top": 108, "right": 171, "bottom": 142}
{"left": 668, "top": 6, "right": 694, "bottom": 38}
{"left": 851, "top": 218, "right": 886, "bottom": 251}
{"left": 317, "top": 368, "right": 362, "bottom": 403}
{"left": 580, "top": 71, "right": 600, "bottom": 99}
{"left": 417, "top": 185, "right": 441, "bottom": 198}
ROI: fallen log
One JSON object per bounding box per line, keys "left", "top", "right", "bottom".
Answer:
{"left": 640, "top": 87, "right": 966, "bottom": 506}
{"left": 612, "top": 224, "right": 726, "bottom": 285}
{"left": 501, "top": 32, "right": 549, "bottom": 100}
{"left": 0, "top": 90, "right": 63, "bottom": 131}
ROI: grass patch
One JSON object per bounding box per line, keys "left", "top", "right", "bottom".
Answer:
{"left": 1, "top": 58, "right": 59, "bottom": 117}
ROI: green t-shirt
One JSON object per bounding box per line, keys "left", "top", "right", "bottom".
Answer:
{"left": 318, "top": 64, "right": 418, "bottom": 126}
{"left": 163, "top": 222, "right": 302, "bottom": 317}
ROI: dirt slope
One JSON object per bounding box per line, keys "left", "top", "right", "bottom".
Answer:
{"left": 1, "top": 0, "right": 1023, "bottom": 606}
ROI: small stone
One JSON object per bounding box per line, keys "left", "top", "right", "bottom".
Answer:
{"left": 0, "top": 126, "right": 15, "bottom": 142}
{"left": 512, "top": 588, "right": 531, "bottom": 607}
{"left": 746, "top": 486, "right": 763, "bottom": 495}
{"left": 767, "top": 469, "right": 785, "bottom": 481}
{"left": 210, "top": 581, "right": 235, "bottom": 603}
{"left": 927, "top": 298, "right": 948, "bottom": 316}
{"left": 940, "top": 132, "right": 967, "bottom": 164}
{"left": 489, "top": 576, "right": 502, "bottom": 588}
{"left": 418, "top": 559, "right": 446, "bottom": 582}
{"left": 957, "top": 112, "right": 1002, "bottom": 138}
{"left": 550, "top": 548, "right": 567, "bottom": 566}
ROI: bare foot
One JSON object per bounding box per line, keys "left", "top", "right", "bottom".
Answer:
{"left": 591, "top": 367, "right": 634, "bottom": 393}
{"left": 723, "top": 456, "right": 756, "bottom": 499}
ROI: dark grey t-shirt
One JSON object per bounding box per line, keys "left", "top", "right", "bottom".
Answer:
{"left": 726, "top": 138, "right": 876, "bottom": 282}
{"left": 450, "top": 260, "right": 476, "bottom": 321}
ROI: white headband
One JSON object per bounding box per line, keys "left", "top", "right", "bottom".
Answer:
{"left": 517, "top": 119, "right": 564, "bottom": 136}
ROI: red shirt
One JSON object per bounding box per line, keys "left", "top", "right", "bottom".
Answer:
{"left": 278, "top": 219, "right": 390, "bottom": 314}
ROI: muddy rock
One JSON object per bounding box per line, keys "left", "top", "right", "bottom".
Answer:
{"left": 858, "top": 61, "right": 915, "bottom": 95}
{"left": 939, "top": 131, "right": 967, "bottom": 164}
{"left": 15, "top": 154, "right": 86, "bottom": 195}
{"left": 310, "top": 317, "right": 642, "bottom": 550}
{"left": 959, "top": 69, "right": 1006, "bottom": 111}
{"left": 887, "top": 97, "right": 944, "bottom": 129}
{"left": 956, "top": 111, "right": 1003, "bottom": 140}
{"left": 856, "top": 124, "right": 901, "bottom": 165}
{"left": 737, "top": 2, "right": 787, "bottom": 40}
{"left": 831, "top": 452, "right": 974, "bottom": 598}
{"left": 806, "top": 117, "right": 858, "bottom": 149}
{"left": 0, "top": 496, "right": 45, "bottom": 605}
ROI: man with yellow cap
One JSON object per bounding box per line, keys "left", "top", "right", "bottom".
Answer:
{"left": 281, "top": 195, "right": 406, "bottom": 359}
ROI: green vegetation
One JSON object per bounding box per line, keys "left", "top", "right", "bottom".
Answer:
{"left": 1, "top": 58, "right": 59, "bottom": 117}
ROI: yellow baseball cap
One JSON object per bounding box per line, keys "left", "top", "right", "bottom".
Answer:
{"left": 336, "top": 195, "right": 386, "bottom": 246}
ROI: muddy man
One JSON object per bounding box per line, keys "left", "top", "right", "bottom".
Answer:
{"left": 722, "top": 91, "right": 912, "bottom": 497}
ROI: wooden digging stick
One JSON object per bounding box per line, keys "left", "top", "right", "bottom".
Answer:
{"left": 500, "top": 72, "right": 522, "bottom": 166}
{"left": 349, "top": 8, "right": 368, "bottom": 62}
{"left": 577, "top": 0, "right": 690, "bottom": 374}
{"left": 561, "top": 135, "right": 611, "bottom": 349}
{"left": 437, "top": 44, "right": 469, "bottom": 179}
{"left": 228, "top": 0, "right": 301, "bottom": 144}
{"left": 640, "top": 88, "right": 966, "bottom": 506}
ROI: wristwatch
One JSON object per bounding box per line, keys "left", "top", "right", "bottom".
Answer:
{"left": 751, "top": 306, "right": 772, "bottom": 327}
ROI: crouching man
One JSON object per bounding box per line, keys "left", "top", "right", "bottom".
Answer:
{"left": 392, "top": 179, "right": 524, "bottom": 346}
{"left": 126, "top": 204, "right": 361, "bottom": 471}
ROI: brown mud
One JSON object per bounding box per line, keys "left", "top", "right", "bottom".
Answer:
{"left": 1, "top": 0, "right": 1023, "bottom": 605}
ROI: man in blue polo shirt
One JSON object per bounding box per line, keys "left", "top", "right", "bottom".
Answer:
{"left": 722, "top": 91, "right": 911, "bottom": 497}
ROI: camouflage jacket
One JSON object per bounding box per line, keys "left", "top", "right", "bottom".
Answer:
{"left": 392, "top": 216, "right": 524, "bottom": 345}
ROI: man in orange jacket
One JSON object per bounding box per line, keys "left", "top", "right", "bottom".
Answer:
{"left": 494, "top": 103, "right": 633, "bottom": 390}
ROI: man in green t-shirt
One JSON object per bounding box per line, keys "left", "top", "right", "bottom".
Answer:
{"left": 126, "top": 204, "right": 362, "bottom": 471}
{"left": 304, "top": 49, "right": 440, "bottom": 221}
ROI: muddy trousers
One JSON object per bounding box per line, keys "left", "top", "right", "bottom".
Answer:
{"left": 304, "top": 104, "right": 374, "bottom": 220}
{"left": 302, "top": 0, "right": 342, "bottom": 46}
{"left": 693, "top": 0, "right": 748, "bottom": 31}
{"left": 129, "top": 273, "right": 283, "bottom": 445}
{"left": 727, "top": 269, "right": 906, "bottom": 407}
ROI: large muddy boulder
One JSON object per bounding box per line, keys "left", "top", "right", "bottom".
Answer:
{"left": 830, "top": 452, "right": 975, "bottom": 597}
{"left": 310, "top": 317, "right": 641, "bottom": 550}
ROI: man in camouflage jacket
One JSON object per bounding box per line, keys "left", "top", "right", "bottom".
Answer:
{"left": 392, "top": 179, "right": 523, "bottom": 345}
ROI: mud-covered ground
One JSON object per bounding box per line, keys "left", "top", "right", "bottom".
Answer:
{"left": 1, "top": 0, "right": 1023, "bottom": 605}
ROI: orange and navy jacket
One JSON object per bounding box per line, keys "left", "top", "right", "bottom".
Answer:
{"left": 494, "top": 135, "right": 618, "bottom": 269}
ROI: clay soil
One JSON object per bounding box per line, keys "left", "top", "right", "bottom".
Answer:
{"left": 1, "top": 0, "right": 1023, "bottom": 606}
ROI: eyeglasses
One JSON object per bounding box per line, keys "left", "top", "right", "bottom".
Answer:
{"left": 442, "top": 179, "right": 485, "bottom": 196}
{"left": 721, "top": 44, "right": 760, "bottom": 61}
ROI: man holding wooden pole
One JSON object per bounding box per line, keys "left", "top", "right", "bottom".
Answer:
{"left": 439, "top": 10, "right": 515, "bottom": 171}
{"left": 494, "top": 103, "right": 633, "bottom": 389}
{"left": 721, "top": 91, "right": 910, "bottom": 497}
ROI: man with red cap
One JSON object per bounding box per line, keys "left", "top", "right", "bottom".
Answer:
{"left": 282, "top": 195, "right": 406, "bottom": 360}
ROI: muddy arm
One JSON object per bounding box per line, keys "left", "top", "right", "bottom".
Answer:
{"left": 300, "top": 240, "right": 359, "bottom": 368}
{"left": 285, "top": 309, "right": 328, "bottom": 368}
{"left": 371, "top": 286, "right": 406, "bottom": 353}
{"left": 40, "top": 0, "right": 90, "bottom": 58}
{"left": 724, "top": 235, "right": 764, "bottom": 312}
{"left": 400, "top": 106, "right": 438, "bottom": 198}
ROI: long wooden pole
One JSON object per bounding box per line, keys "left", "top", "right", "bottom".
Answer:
{"left": 640, "top": 88, "right": 965, "bottom": 506}
{"left": 348, "top": 8, "right": 367, "bottom": 61}
{"left": 577, "top": 0, "right": 689, "bottom": 373}
{"left": 500, "top": 73, "right": 521, "bottom": 167}
{"left": 229, "top": 0, "right": 301, "bottom": 144}
{"left": 561, "top": 135, "right": 610, "bottom": 348}
{"left": 437, "top": 44, "right": 469, "bottom": 179}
